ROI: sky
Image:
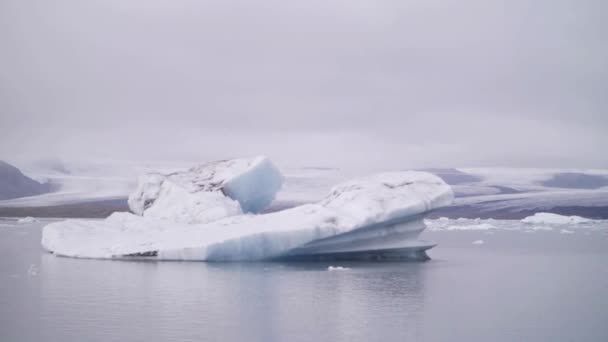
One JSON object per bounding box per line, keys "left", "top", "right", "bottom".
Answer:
{"left": 1, "top": 0, "right": 606, "bottom": 169}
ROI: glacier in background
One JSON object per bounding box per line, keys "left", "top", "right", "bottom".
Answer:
{"left": 1, "top": 158, "right": 608, "bottom": 220}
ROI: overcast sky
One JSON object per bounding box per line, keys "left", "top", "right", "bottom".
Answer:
{"left": 1, "top": 0, "right": 606, "bottom": 169}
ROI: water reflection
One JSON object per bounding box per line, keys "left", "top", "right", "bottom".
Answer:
{"left": 37, "top": 254, "right": 429, "bottom": 342}
{"left": 3, "top": 224, "right": 608, "bottom": 342}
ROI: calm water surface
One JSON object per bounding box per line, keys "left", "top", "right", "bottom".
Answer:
{"left": 1, "top": 219, "right": 608, "bottom": 342}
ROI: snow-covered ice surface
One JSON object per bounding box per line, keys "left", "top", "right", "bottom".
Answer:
{"left": 521, "top": 212, "right": 594, "bottom": 225}
{"left": 426, "top": 216, "right": 608, "bottom": 233}
{"left": 42, "top": 172, "right": 453, "bottom": 261}
{"left": 327, "top": 266, "right": 350, "bottom": 271}
{"left": 17, "top": 217, "right": 37, "bottom": 224}
{"left": 128, "top": 156, "right": 282, "bottom": 223}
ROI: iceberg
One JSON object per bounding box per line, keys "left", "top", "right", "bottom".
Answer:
{"left": 521, "top": 212, "right": 594, "bottom": 225}
{"left": 42, "top": 171, "right": 453, "bottom": 261}
{"left": 444, "top": 223, "right": 496, "bottom": 231}
{"left": 327, "top": 266, "right": 350, "bottom": 271}
{"left": 127, "top": 156, "right": 283, "bottom": 223}
{"left": 426, "top": 216, "right": 608, "bottom": 232}
{"left": 17, "top": 216, "right": 37, "bottom": 224}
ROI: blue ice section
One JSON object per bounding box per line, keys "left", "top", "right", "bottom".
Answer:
{"left": 223, "top": 157, "right": 283, "bottom": 213}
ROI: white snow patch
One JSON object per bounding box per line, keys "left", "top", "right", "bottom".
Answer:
{"left": 472, "top": 240, "right": 484, "bottom": 245}
{"left": 140, "top": 185, "right": 242, "bottom": 224}
{"left": 560, "top": 229, "right": 575, "bottom": 234}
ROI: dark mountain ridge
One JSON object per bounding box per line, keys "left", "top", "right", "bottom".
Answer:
{"left": 0, "top": 160, "right": 51, "bottom": 200}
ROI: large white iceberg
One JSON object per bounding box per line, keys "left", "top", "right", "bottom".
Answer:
{"left": 42, "top": 171, "right": 453, "bottom": 261}
{"left": 127, "top": 156, "right": 283, "bottom": 224}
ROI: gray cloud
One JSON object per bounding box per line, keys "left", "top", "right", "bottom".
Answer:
{"left": 1, "top": 0, "right": 606, "bottom": 168}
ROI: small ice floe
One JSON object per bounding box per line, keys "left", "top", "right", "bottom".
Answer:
{"left": 328, "top": 266, "right": 350, "bottom": 271}
{"left": 522, "top": 213, "right": 593, "bottom": 225}
{"left": 560, "top": 229, "right": 575, "bottom": 235}
{"left": 17, "top": 217, "right": 37, "bottom": 224}
{"left": 445, "top": 223, "right": 496, "bottom": 231}
{"left": 27, "top": 264, "right": 38, "bottom": 276}
{"left": 531, "top": 226, "right": 553, "bottom": 231}
{"left": 472, "top": 240, "right": 484, "bottom": 245}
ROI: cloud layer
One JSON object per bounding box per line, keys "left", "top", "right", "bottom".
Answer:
{"left": 1, "top": 0, "right": 606, "bottom": 168}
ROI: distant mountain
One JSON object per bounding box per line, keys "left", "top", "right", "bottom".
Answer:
{"left": 0, "top": 160, "right": 51, "bottom": 200}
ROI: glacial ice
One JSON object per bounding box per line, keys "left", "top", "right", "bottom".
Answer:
{"left": 127, "top": 156, "right": 282, "bottom": 223}
{"left": 17, "top": 217, "right": 37, "bottom": 224}
{"left": 327, "top": 266, "right": 350, "bottom": 271}
{"left": 521, "top": 212, "right": 594, "bottom": 225}
{"left": 426, "top": 216, "right": 607, "bottom": 232}
{"left": 444, "top": 223, "right": 496, "bottom": 231}
{"left": 42, "top": 171, "right": 453, "bottom": 261}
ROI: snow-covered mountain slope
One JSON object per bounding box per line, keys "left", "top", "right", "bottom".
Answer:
{"left": 41, "top": 171, "right": 453, "bottom": 261}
